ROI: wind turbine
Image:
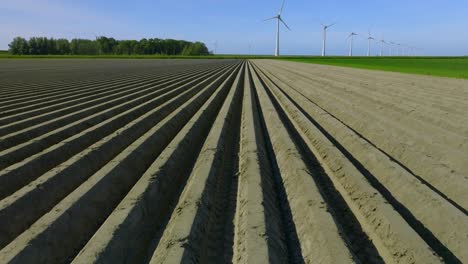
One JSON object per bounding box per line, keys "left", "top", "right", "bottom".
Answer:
{"left": 379, "top": 35, "right": 386, "bottom": 56}
{"left": 321, "top": 23, "right": 336, "bottom": 56}
{"left": 348, "top": 32, "right": 358, "bottom": 56}
{"left": 396, "top": 43, "right": 402, "bottom": 56}
{"left": 367, "top": 31, "right": 375, "bottom": 56}
{"left": 213, "top": 41, "right": 218, "bottom": 55}
{"left": 389, "top": 41, "right": 396, "bottom": 56}
{"left": 401, "top": 44, "right": 407, "bottom": 56}
{"left": 264, "top": 0, "right": 291, "bottom": 56}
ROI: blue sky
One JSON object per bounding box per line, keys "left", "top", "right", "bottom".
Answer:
{"left": 1, "top": 0, "right": 467, "bottom": 55}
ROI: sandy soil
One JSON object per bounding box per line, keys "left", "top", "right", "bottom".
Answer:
{"left": 0, "top": 59, "right": 466, "bottom": 263}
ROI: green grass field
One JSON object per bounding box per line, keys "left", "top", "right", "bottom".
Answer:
{"left": 281, "top": 57, "right": 468, "bottom": 79}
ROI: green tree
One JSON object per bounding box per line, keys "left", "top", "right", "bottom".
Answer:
{"left": 96, "top": 36, "right": 117, "bottom": 55}
{"left": 28, "top": 37, "right": 40, "bottom": 54}
{"left": 34, "top": 37, "right": 49, "bottom": 54}
{"left": 56, "top": 39, "right": 71, "bottom": 55}
{"left": 182, "top": 42, "right": 210, "bottom": 56}
{"left": 114, "top": 40, "right": 139, "bottom": 55}
{"left": 8, "top": 37, "right": 29, "bottom": 55}
{"left": 146, "top": 38, "right": 163, "bottom": 54}
{"left": 47, "top": 38, "right": 57, "bottom": 54}
{"left": 70, "top": 39, "right": 98, "bottom": 55}
{"left": 9, "top": 36, "right": 210, "bottom": 56}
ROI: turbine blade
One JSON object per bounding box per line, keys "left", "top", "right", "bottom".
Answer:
{"left": 328, "top": 22, "right": 336, "bottom": 28}
{"left": 279, "top": 0, "right": 286, "bottom": 15}
{"left": 279, "top": 17, "right": 291, "bottom": 30}
{"left": 263, "top": 16, "right": 277, "bottom": 21}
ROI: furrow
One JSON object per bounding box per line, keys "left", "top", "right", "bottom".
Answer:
{"left": 258, "top": 61, "right": 468, "bottom": 152}
{"left": 0, "top": 63, "right": 223, "bottom": 117}
{"left": 0, "top": 64, "right": 221, "bottom": 134}
{"left": 0, "top": 76, "right": 118, "bottom": 99}
{"left": 0, "top": 64, "right": 235, "bottom": 199}
{"left": 263, "top": 61, "right": 468, "bottom": 127}
{"left": 0, "top": 66, "right": 185, "bottom": 117}
{"left": 232, "top": 63, "right": 289, "bottom": 264}
{"left": 254, "top": 63, "right": 468, "bottom": 262}
{"left": 264, "top": 61, "right": 468, "bottom": 111}
{"left": 148, "top": 62, "right": 244, "bottom": 264}
{"left": 0, "top": 59, "right": 463, "bottom": 264}
{"left": 251, "top": 61, "right": 447, "bottom": 263}
{"left": 256, "top": 60, "right": 468, "bottom": 210}
{"left": 255, "top": 61, "right": 468, "bottom": 208}
{"left": 0, "top": 61, "right": 242, "bottom": 264}
{"left": 250, "top": 63, "right": 358, "bottom": 263}
{"left": 0, "top": 72, "right": 159, "bottom": 110}
{"left": 0, "top": 63, "right": 150, "bottom": 96}
{"left": 68, "top": 63, "right": 242, "bottom": 264}
{"left": 0, "top": 63, "right": 230, "bottom": 156}
{"left": 0, "top": 63, "right": 238, "bottom": 249}
{"left": 0, "top": 61, "right": 218, "bottom": 102}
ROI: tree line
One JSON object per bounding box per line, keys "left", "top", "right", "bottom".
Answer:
{"left": 8, "top": 36, "right": 211, "bottom": 56}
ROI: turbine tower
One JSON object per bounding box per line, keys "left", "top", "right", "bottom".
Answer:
{"left": 321, "top": 23, "right": 336, "bottom": 56}
{"left": 367, "top": 31, "right": 375, "bottom": 56}
{"left": 213, "top": 41, "right": 218, "bottom": 55}
{"left": 402, "top": 44, "right": 408, "bottom": 56}
{"left": 389, "top": 41, "right": 396, "bottom": 56}
{"left": 348, "top": 32, "right": 358, "bottom": 56}
{"left": 379, "top": 35, "right": 386, "bottom": 56}
{"left": 264, "top": 0, "right": 291, "bottom": 56}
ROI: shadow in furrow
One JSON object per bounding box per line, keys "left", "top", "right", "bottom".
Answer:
{"left": 0, "top": 65, "right": 209, "bottom": 132}
{"left": 252, "top": 66, "right": 385, "bottom": 264}
{"left": 0, "top": 62, "right": 242, "bottom": 264}
{"left": 268, "top": 67, "right": 467, "bottom": 216}
{"left": 0, "top": 64, "right": 232, "bottom": 203}
{"left": 141, "top": 63, "right": 243, "bottom": 263}
{"left": 249, "top": 67, "right": 305, "bottom": 264}
{"left": 272, "top": 84, "right": 462, "bottom": 264}
{"left": 180, "top": 64, "right": 244, "bottom": 263}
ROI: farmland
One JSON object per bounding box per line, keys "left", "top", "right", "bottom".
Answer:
{"left": 0, "top": 59, "right": 467, "bottom": 263}
{"left": 3, "top": 54, "right": 468, "bottom": 79}
{"left": 283, "top": 57, "right": 468, "bottom": 79}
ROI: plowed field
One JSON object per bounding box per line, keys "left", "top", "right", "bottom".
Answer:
{"left": 0, "top": 59, "right": 466, "bottom": 264}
